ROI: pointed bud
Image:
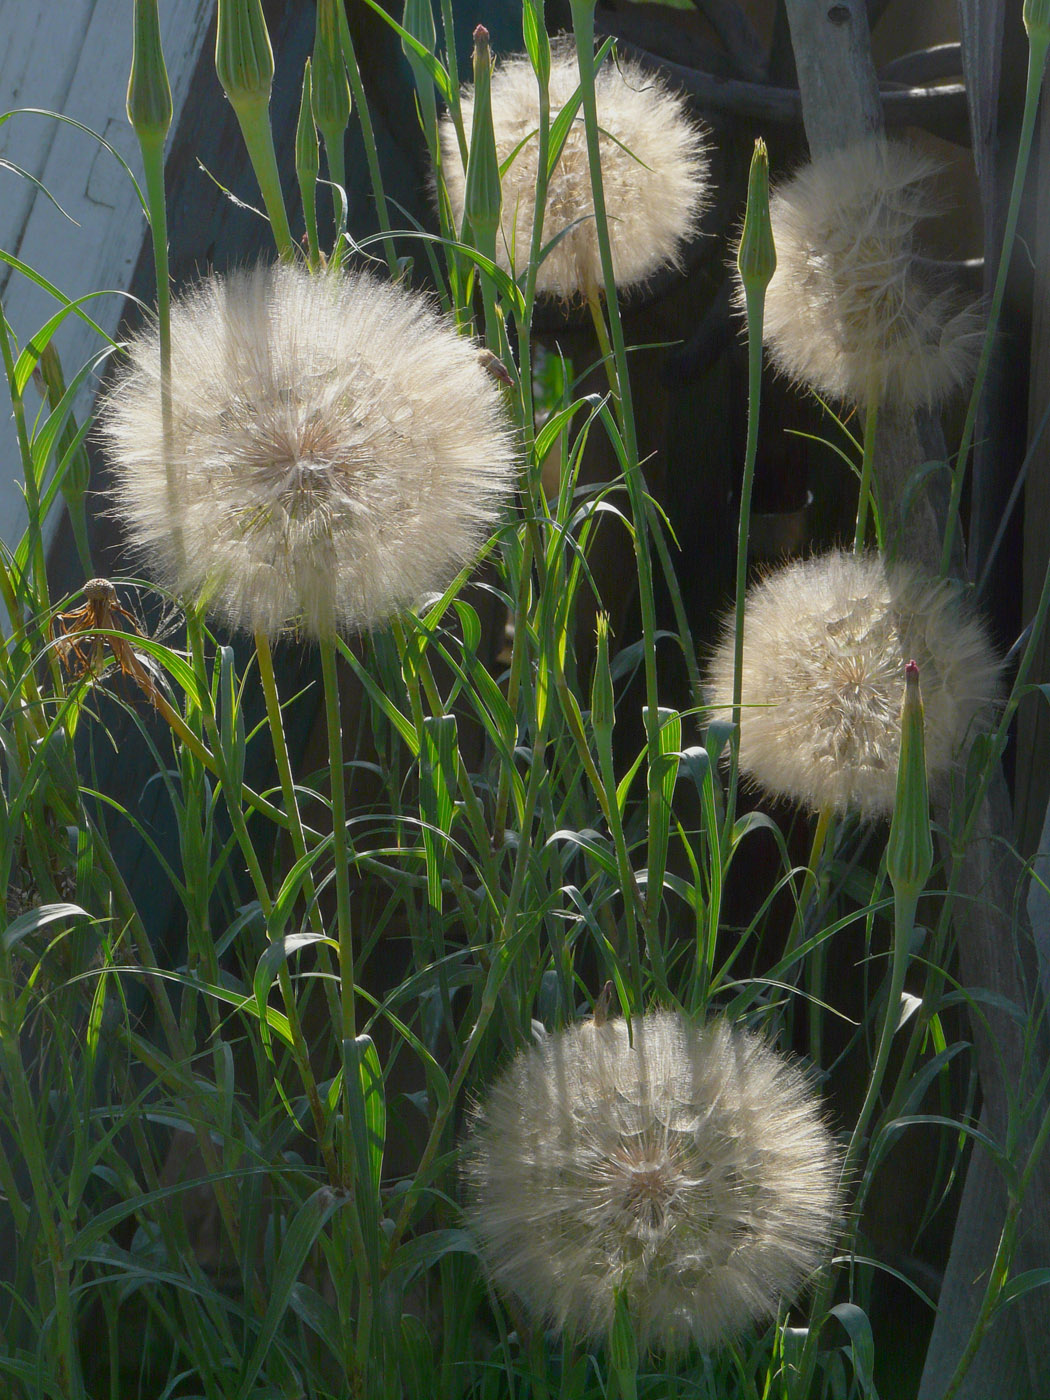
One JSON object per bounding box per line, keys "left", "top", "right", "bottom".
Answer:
{"left": 312, "top": 0, "right": 350, "bottom": 147}
{"left": 127, "top": 0, "right": 172, "bottom": 143}
{"left": 464, "top": 25, "right": 502, "bottom": 252}
{"left": 1025, "top": 0, "right": 1050, "bottom": 42}
{"left": 590, "top": 612, "right": 615, "bottom": 747}
{"left": 296, "top": 59, "right": 319, "bottom": 185}
{"left": 214, "top": 0, "right": 293, "bottom": 259}
{"left": 215, "top": 0, "right": 274, "bottom": 112}
{"left": 737, "top": 138, "right": 776, "bottom": 294}
{"left": 887, "top": 660, "right": 934, "bottom": 901}
{"left": 295, "top": 59, "right": 321, "bottom": 266}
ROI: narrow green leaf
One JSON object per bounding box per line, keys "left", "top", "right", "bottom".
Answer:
{"left": 522, "top": 0, "right": 551, "bottom": 85}
{"left": 336, "top": 637, "right": 419, "bottom": 754}
{"left": 831, "top": 1303, "right": 879, "bottom": 1398}
{"left": 253, "top": 933, "right": 331, "bottom": 1055}
{"left": 643, "top": 706, "right": 681, "bottom": 916}
{"left": 3, "top": 901, "right": 91, "bottom": 952}
{"left": 235, "top": 1186, "right": 347, "bottom": 1400}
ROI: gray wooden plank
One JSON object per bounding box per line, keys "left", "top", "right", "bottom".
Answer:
{"left": 0, "top": 0, "right": 213, "bottom": 556}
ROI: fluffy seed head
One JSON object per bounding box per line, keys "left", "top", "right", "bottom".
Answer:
{"left": 749, "top": 137, "right": 983, "bottom": 408}
{"left": 98, "top": 262, "right": 517, "bottom": 640}
{"left": 463, "top": 1012, "right": 840, "bottom": 1353}
{"left": 440, "top": 42, "right": 709, "bottom": 300}
{"left": 705, "top": 550, "right": 1002, "bottom": 820}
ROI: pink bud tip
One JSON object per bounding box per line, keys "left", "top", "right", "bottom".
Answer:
{"left": 473, "top": 24, "right": 489, "bottom": 42}
{"left": 905, "top": 660, "right": 919, "bottom": 679}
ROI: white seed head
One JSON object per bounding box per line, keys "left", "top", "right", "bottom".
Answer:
{"left": 705, "top": 550, "right": 1002, "bottom": 820}
{"left": 440, "top": 42, "right": 709, "bottom": 300}
{"left": 98, "top": 262, "right": 517, "bottom": 640}
{"left": 749, "top": 137, "right": 983, "bottom": 408}
{"left": 463, "top": 1012, "right": 840, "bottom": 1353}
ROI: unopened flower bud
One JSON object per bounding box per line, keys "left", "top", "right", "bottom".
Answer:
{"left": 127, "top": 0, "right": 172, "bottom": 143}
{"left": 1025, "top": 0, "right": 1050, "bottom": 43}
{"left": 590, "top": 612, "right": 615, "bottom": 746}
{"left": 312, "top": 0, "right": 350, "bottom": 147}
{"left": 887, "top": 659, "right": 934, "bottom": 900}
{"left": 215, "top": 0, "right": 274, "bottom": 112}
{"left": 464, "top": 25, "right": 502, "bottom": 251}
{"left": 296, "top": 59, "right": 319, "bottom": 184}
{"left": 737, "top": 137, "right": 776, "bottom": 293}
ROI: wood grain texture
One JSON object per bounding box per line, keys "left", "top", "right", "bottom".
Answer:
{"left": 781, "top": 3, "right": 1050, "bottom": 1393}
{"left": 780, "top": 0, "right": 882, "bottom": 151}
{"left": 0, "top": 0, "right": 213, "bottom": 555}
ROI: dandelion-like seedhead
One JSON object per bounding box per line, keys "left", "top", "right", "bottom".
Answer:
{"left": 705, "top": 550, "right": 1002, "bottom": 820}
{"left": 750, "top": 137, "right": 983, "bottom": 408}
{"left": 463, "top": 1012, "right": 840, "bottom": 1353}
{"left": 99, "top": 263, "right": 517, "bottom": 640}
{"left": 440, "top": 42, "right": 709, "bottom": 300}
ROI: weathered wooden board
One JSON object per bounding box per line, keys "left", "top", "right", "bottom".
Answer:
{"left": 0, "top": 0, "right": 212, "bottom": 556}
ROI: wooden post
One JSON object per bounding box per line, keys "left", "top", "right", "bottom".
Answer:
{"left": 780, "top": 1, "right": 1050, "bottom": 1393}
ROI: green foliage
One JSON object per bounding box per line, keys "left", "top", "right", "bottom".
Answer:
{"left": 0, "top": 5, "right": 1047, "bottom": 1399}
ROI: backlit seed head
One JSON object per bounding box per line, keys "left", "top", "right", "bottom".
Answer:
{"left": 440, "top": 41, "right": 709, "bottom": 300}
{"left": 704, "top": 550, "right": 1001, "bottom": 819}
{"left": 98, "top": 262, "right": 517, "bottom": 641}
{"left": 463, "top": 1013, "right": 840, "bottom": 1353}
{"left": 746, "top": 137, "right": 983, "bottom": 408}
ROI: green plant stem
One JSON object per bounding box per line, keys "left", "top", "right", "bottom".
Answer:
{"left": 570, "top": 3, "right": 662, "bottom": 955}
{"left": 649, "top": 517, "right": 704, "bottom": 707}
{"left": 183, "top": 623, "right": 337, "bottom": 1178}
{"left": 85, "top": 813, "right": 262, "bottom": 1312}
{"left": 0, "top": 970, "right": 82, "bottom": 1397}
{"left": 138, "top": 131, "right": 170, "bottom": 400}
{"left": 492, "top": 525, "right": 536, "bottom": 845}
{"left": 335, "top": 4, "right": 398, "bottom": 276}
{"left": 388, "top": 617, "right": 502, "bottom": 936}
{"left": 322, "top": 132, "right": 348, "bottom": 263}
{"left": 231, "top": 99, "right": 295, "bottom": 260}
{"left": 0, "top": 301, "right": 52, "bottom": 650}
{"left": 784, "top": 804, "right": 833, "bottom": 964}
{"left": 251, "top": 641, "right": 343, "bottom": 1178}
{"left": 494, "top": 46, "right": 553, "bottom": 838}
{"left": 584, "top": 278, "right": 618, "bottom": 405}
{"left": 254, "top": 631, "right": 309, "bottom": 870}
{"left": 320, "top": 637, "right": 355, "bottom": 1045}
{"left": 512, "top": 58, "right": 550, "bottom": 450}
{"left": 300, "top": 179, "right": 320, "bottom": 270}
{"left": 136, "top": 123, "right": 191, "bottom": 658}
{"left": 139, "top": 672, "right": 301, "bottom": 832}
{"left": 941, "top": 27, "right": 1050, "bottom": 574}
{"left": 854, "top": 394, "right": 878, "bottom": 552}
{"left": 732, "top": 279, "right": 765, "bottom": 735}
{"left": 796, "top": 886, "right": 918, "bottom": 1394}
{"left": 254, "top": 630, "right": 342, "bottom": 1019}
{"left": 383, "top": 965, "right": 502, "bottom": 1264}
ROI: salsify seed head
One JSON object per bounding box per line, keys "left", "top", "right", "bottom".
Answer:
{"left": 99, "top": 262, "right": 517, "bottom": 640}
{"left": 748, "top": 137, "right": 983, "bottom": 408}
{"left": 463, "top": 1012, "right": 840, "bottom": 1354}
{"left": 440, "top": 40, "right": 709, "bottom": 300}
{"left": 704, "top": 550, "right": 1002, "bottom": 820}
